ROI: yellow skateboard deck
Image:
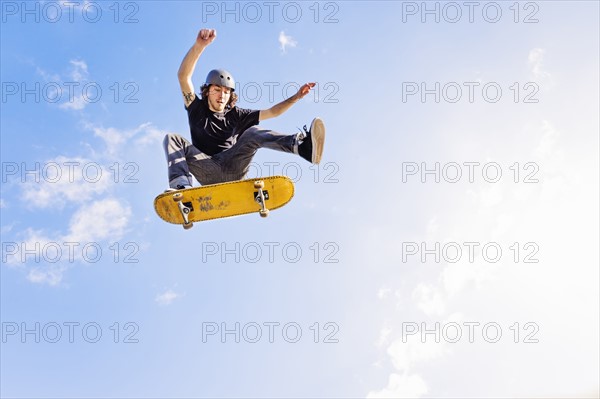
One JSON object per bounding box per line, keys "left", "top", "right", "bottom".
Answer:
{"left": 154, "top": 176, "right": 295, "bottom": 229}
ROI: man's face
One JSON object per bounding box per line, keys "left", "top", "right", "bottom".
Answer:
{"left": 207, "top": 84, "right": 231, "bottom": 112}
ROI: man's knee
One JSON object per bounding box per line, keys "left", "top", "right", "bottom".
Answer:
{"left": 237, "top": 127, "right": 265, "bottom": 146}
{"left": 163, "top": 132, "right": 180, "bottom": 145}
{"left": 163, "top": 133, "right": 188, "bottom": 151}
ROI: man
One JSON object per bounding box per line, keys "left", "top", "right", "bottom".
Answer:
{"left": 163, "top": 28, "right": 326, "bottom": 190}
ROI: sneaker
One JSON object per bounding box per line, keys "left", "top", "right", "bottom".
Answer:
{"left": 168, "top": 175, "right": 193, "bottom": 191}
{"left": 163, "top": 186, "right": 191, "bottom": 193}
{"left": 298, "top": 117, "right": 325, "bottom": 164}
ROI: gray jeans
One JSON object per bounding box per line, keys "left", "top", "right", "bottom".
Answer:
{"left": 163, "top": 126, "right": 300, "bottom": 186}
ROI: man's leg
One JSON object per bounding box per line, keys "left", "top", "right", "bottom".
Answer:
{"left": 162, "top": 133, "right": 218, "bottom": 188}
{"left": 215, "top": 126, "right": 300, "bottom": 181}
{"left": 216, "top": 119, "right": 326, "bottom": 181}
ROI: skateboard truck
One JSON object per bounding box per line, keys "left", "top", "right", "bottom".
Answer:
{"left": 253, "top": 180, "right": 270, "bottom": 217}
{"left": 172, "top": 192, "right": 194, "bottom": 229}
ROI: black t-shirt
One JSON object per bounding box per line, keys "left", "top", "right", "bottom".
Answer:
{"left": 186, "top": 96, "right": 260, "bottom": 155}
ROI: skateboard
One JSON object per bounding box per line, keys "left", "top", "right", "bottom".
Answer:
{"left": 154, "top": 175, "right": 295, "bottom": 229}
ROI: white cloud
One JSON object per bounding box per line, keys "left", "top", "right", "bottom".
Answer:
{"left": 412, "top": 283, "right": 446, "bottom": 316}
{"left": 27, "top": 264, "right": 68, "bottom": 286}
{"left": 20, "top": 156, "right": 112, "bottom": 209}
{"left": 278, "top": 31, "right": 297, "bottom": 53}
{"left": 1, "top": 222, "right": 15, "bottom": 235}
{"left": 155, "top": 289, "right": 184, "bottom": 306}
{"left": 68, "top": 59, "right": 89, "bottom": 82}
{"left": 5, "top": 119, "right": 161, "bottom": 286}
{"left": 467, "top": 184, "right": 503, "bottom": 209}
{"left": 368, "top": 115, "right": 600, "bottom": 395}
{"left": 4, "top": 199, "right": 131, "bottom": 285}
{"left": 387, "top": 336, "right": 447, "bottom": 373}
{"left": 88, "top": 122, "right": 163, "bottom": 158}
{"left": 426, "top": 217, "right": 439, "bottom": 234}
{"left": 3, "top": 228, "right": 52, "bottom": 268}
{"left": 528, "top": 48, "right": 547, "bottom": 78}
{"left": 528, "top": 48, "right": 553, "bottom": 88}
{"left": 35, "top": 66, "right": 60, "bottom": 82}
{"left": 134, "top": 125, "right": 165, "bottom": 147}
{"left": 59, "top": 94, "right": 88, "bottom": 111}
{"left": 91, "top": 126, "right": 128, "bottom": 157}
{"left": 57, "top": 0, "right": 90, "bottom": 9}
{"left": 15, "top": 122, "right": 163, "bottom": 210}
{"left": 4, "top": 57, "right": 165, "bottom": 285}
{"left": 34, "top": 59, "right": 91, "bottom": 110}
{"left": 440, "top": 259, "right": 497, "bottom": 298}
{"left": 4, "top": 229, "right": 70, "bottom": 286}
{"left": 377, "top": 287, "right": 392, "bottom": 299}
{"left": 63, "top": 198, "right": 131, "bottom": 243}
{"left": 534, "top": 120, "right": 563, "bottom": 164}
{"left": 376, "top": 325, "right": 393, "bottom": 348}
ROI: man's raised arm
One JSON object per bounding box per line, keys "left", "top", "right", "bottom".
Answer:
{"left": 259, "top": 83, "right": 316, "bottom": 121}
{"left": 178, "top": 28, "right": 216, "bottom": 108}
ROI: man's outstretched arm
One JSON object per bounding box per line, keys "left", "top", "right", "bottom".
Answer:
{"left": 259, "top": 83, "right": 315, "bottom": 121}
{"left": 178, "top": 28, "right": 216, "bottom": 108}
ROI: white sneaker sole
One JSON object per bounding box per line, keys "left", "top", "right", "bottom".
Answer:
{"left": 310, "top": 117, "right": 326, "bottom": 164}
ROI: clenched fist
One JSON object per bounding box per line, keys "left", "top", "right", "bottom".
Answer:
{"left": 196, "top": 28, "right": 216, "bottom": 47}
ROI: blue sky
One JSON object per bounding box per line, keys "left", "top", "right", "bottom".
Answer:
{"left": 1, "top": 1, "right": 599, "bottom": 398}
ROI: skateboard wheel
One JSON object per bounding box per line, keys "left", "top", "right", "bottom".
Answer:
{"left": 254, "top": 180, "right": 264, "bottom": 189}
{"left": 259, "top": 209, "right": 269, "bottom": 218}
{"left": 172, "top": 192, "right": 183, "bottom": 202}
{"left": 183, "top": 222, "right": 193, "bottom": 230}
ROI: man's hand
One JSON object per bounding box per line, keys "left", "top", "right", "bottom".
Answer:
{"left": 259, "top": 82, "right": 317, "bottom": 121}
{"left": 196, "top": 29, "right": 216, "bottom": 48}
{"left": 294, "top": 82, "right": 316, "bottom": 101}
